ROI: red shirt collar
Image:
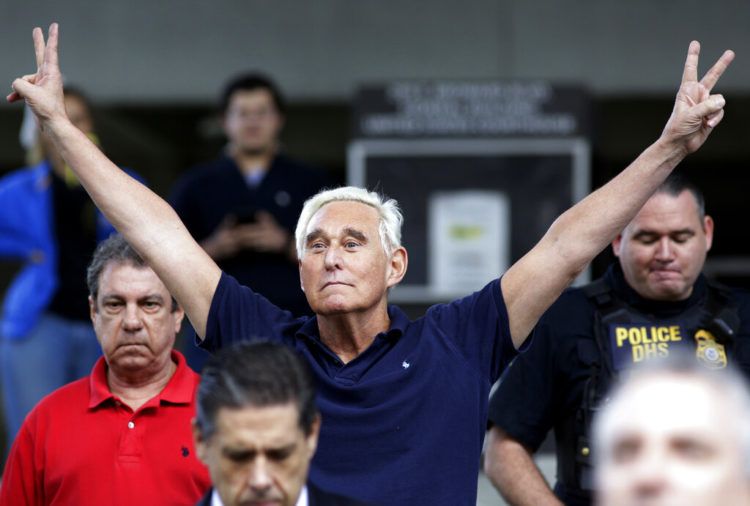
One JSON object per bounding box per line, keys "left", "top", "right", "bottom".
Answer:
{"left": 88, "top": 350, "right": 196, "bottom": 410}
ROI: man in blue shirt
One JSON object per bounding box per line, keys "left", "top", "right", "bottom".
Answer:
{"left": 8, "top": 24, "right": 734, "bottom": 505}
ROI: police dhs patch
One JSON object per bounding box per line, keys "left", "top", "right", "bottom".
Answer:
{"left": 608, "top": 324, "right": 685, "bottom": 371}
{"left": 694, "top": 329, "right": 727, "bottom": 369}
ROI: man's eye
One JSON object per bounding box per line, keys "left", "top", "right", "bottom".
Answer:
{"left": 611, "top": 440, "right": 641, "bottom": 463}
{"left": 345, "top": 241, "right": 360, "bottom": 248}
{"left": 267, "top": 448, "right": 293, "bottom": 462}
{"left": 674, "top": 440, "right": 711, "bottom": 459}
{"left": 227, "top": 451, "right": 253, "bottom": 463}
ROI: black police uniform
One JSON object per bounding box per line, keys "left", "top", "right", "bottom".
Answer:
{"left": 487, "top": 263, "right": 750, "bottom": 506}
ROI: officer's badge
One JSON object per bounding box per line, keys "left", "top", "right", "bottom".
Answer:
{"left": 694, "top": 329, "right": 727, "bottom": 369}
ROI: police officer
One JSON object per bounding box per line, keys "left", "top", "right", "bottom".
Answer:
{"left": 484, "top": 174, "right": 750, "bottom": 506}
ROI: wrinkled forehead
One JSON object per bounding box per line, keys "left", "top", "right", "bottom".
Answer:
{"left": 306, "top": 200, "right": 381, "bottom": 236}
{"left": 98, "top": 261, "right": 168, "bottom": 297}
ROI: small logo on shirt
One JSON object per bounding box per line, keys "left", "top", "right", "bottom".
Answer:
{"left": 402, "top": 361, "right": 410, "bottom": 369}
{"left": 181, "top": 446, "right": 190, "bottom": 458}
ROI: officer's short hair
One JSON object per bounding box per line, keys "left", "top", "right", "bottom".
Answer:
{"left": 654, "top": 173, "right": 706, "bottom": 221}
{"left": 86, "top": 234, "right": 178, "bottom": 311}
{"left": 219, "top": 73, "right": 286, "bottom": 116}
{"left": 593, "top": 351, "right": 750, "bottom": 476}
{"left": 195, "top": 342, "right": 319, "bottom": 440}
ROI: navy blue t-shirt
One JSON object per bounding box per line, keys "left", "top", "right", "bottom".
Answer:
{"left": 202, "top": 273, "right": 517, "bottom": 506}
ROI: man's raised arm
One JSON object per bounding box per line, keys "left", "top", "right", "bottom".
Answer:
{"left": 501, "top": 41, "right": 734, "bottom": 348}
{"left": 8, "top": 24, "right": 218, "bottom": 337}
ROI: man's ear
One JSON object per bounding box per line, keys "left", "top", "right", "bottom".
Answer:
{"left": 299, "top": 259, "right": 306, "bottom": 293}
{"left": 386, "top": 247, "right": 408, "bottom": 289}
{"left": 703, "top": 215, "right": 714, "bottom": 252}
{"left": 611, "top": 234, "right": 624, "bottom": 258}
{"left": 88, "top": 295, "right": 96, "bottom": 323}
{"left": 172, "top": 304, "right": 185, "bottom": 335}
{"left": 306, "top": 414, "right": 321, "bottom": 457}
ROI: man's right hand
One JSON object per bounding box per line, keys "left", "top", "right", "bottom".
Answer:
{"left": 9, "top": 23, "right": 222, "bottom": 340}
{"left": 8, "top": 24, "right": 68, "bottom": 128}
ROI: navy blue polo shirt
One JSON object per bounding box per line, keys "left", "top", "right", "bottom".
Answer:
{"left": 201, "top": 273, "right": 517, "bottom": 506}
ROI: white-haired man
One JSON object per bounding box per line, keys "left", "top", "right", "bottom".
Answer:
{"left": 8, "top": 24, "right": 733, "bottom": 506}
{"left": 593, "top": 354, "right": 750, "bottom": 506}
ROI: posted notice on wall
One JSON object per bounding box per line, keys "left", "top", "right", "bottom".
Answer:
{"left": 428, "top": 191, "right": 510, "bottom": 296}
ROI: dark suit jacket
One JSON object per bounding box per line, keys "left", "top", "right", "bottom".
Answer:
{"left": 196, "top": 483, "right": 374, "bottom": 506}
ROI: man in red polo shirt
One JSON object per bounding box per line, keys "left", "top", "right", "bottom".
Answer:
{"left": 0, "top": 235, "right": 210, "bottom": 506}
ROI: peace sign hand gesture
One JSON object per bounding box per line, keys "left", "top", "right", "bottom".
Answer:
{"left": 7, "top": 23, "right": 67, "bottom": 127}
{"left": 661, "top": 41, "right": 735, "bottom": 155}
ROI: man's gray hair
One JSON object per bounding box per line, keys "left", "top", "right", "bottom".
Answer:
{"left": 294, "top": 186, "right": 403, "bottom": 258}
{"left": 593, "top": 351, "right": 750, "bottom": 476}
{"left": 86, "top": 234, "right": 178, "bottom": 311}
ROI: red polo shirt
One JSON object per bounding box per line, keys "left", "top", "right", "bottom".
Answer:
{"left": 0, "top": 350, "right": 210, "bottom": 506}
